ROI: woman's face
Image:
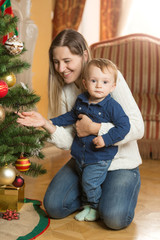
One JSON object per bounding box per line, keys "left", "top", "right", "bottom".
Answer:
{"left": 53, "top": 46, "right": 84, "bottom": 84}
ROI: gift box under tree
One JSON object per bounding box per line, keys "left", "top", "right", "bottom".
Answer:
{"left": 0, "top": 184, "right": 24, "bottom": 212}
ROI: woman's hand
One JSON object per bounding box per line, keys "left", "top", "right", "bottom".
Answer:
{"left": 92, "top": 136, "right": 105, "bottom": 148}
{"left": 76, "top": 114, "right": 101, "bottom": 137}
{"left": 17, "top": 111, "right": 46, "bottom": 127}
{"left": 17, "top": 111, "right": 57, "bottom": 134}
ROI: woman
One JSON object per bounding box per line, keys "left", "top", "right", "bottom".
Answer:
{"left": 17, "top": 29, "right": 144, "bottom": 230}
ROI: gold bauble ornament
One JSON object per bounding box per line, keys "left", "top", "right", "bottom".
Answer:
{"left": 0, "top": 105, "right": 5, "bottom": 122}
{"left": 3, "top": 73, "right": 16, "bottom": 88}
{"left": 0, "top": 165, "right": 16, "bottom": 185}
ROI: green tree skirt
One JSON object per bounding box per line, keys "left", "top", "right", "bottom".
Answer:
{"left": 17, "top": 198, "right": 50, "bottom": 240}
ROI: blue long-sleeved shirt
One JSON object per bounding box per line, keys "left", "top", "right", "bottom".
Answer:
{"left": 51, "top": 92, "right": 130, "bottom": 164}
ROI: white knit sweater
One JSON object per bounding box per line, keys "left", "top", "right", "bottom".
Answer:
{"left": 49, "top": 71, "right": 144, "bottom": 170}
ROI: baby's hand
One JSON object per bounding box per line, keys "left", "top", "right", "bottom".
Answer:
{"left": 92, "top": 136, "right": 105, "bottom": 148}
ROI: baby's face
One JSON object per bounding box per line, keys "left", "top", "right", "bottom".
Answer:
{"left": 83, "top": 65, "right": 116, "bottom": 103}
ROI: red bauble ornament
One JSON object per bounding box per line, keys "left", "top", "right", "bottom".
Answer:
{"left": 0, "top": 80, "right": 8, "bottom": 98}
{"left": 12, "top": 175, "right": 24, "bottom": 187}
{"left": 15, "top": 156, "right": 31, "bottom": 172}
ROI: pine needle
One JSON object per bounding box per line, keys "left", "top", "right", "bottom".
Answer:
{"left": 22, "top": 162, "right": 47, "bottom": 177}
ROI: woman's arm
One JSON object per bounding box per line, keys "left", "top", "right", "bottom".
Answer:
{"left": 17, "top": 111, "right": 75, "bottom": 150}
{"left": 48, "top": 84, "right": 79, "bottom": 149}
{"left": 48, "top": 125, "right": 75, "bottom": 150}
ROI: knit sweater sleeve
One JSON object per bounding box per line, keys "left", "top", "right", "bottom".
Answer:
{"left": 48, "top": 84, "right": 79, "bottom": 150}
{"left": 102, "top": 99, "right": 130, "bottom": 146}
{"left": 98, "top": 71, "right": 144, "bottom": 145}
{"left": 48, "top": 125, "right": 75, "bottom": 150}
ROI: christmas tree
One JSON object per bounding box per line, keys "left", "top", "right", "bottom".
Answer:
{"left": 0, "top": 1, "right": 50, "bottom": 186}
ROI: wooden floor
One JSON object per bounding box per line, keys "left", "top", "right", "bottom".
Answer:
{"left": 24, "top": 144, "right": 160, "bottom": 240}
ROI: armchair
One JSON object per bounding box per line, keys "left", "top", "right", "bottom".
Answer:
{"left": 90, "top": 34, "right": 160, "bottom": 159}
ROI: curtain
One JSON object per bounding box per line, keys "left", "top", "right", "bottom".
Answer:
{"left": 100, "top": 0, "right": 123, "bottom": 40}
{"left": 52, "top": 0, "right": 86, "bottom": 39}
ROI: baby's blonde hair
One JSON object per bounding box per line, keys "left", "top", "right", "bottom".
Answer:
{"left": 83, "top": 58, "right": 118, "bottom": 83}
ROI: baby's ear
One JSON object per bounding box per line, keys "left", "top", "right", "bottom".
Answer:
{"left": 110, "top": 82, "right": 116, "bottom": 92}
{"left": 82, "top": 79, "right": 87, "bottom": 89}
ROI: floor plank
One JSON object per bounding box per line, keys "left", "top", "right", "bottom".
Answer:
{"left": 24, "top": 145, "right": 160, "bottom": 240}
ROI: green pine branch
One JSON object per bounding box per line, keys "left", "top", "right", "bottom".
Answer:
{"left": 0, "top": 44, "right": 15, "bottom": 59}
{"left": 0, "top": 113, "right": 50, "bottom": 157}
{"left": 21, "top": 162, "right": 47, "bottom": 177}
{"left": 0, "top": 112, "right": 18, "bottom": 133}
{"left": 0, "top": 145, "right": 16, "bottom": 165}
{"left": 0, "top": 60, "right": 30, "bottom": 78}
{"left": 0, "top": 43, "right": 27, "bottom": 59}
{"left": 0, "top": 15, "right": 18, "bottom": 37}
{"left": 0, "top": 13, "right": 50, "bottom": 177}
{"left": 0, "top": 84, "right": 40, "bottom": 111}
{"left": 0, "top": 111, "right": 50, "bottom": 168}
{"left": 4, "top": 128, "right": 49, "bottom": 159}
{"left": 7, "top": 59, "right": 30, "bottom": 74}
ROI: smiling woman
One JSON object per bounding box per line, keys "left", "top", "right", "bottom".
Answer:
{"left": 52, "top": 46, "right": 84, "bottom": 86}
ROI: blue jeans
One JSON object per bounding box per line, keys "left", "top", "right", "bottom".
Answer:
{"left": 43, "top": 158, "right": 141, "bottom": 230}
{"left": 75, "top": 160, "right": 111, "bottom": 209}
